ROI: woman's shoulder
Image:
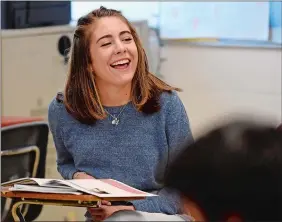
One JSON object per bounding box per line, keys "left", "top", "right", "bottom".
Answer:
{"left": 158, "top": 90, "right": 187, "bottom": 117}
{"left": 160, "top": 90, "right": 182, "bottom": 107}
{"left": 48, "top": 92, "right": 67, "bottom": 121}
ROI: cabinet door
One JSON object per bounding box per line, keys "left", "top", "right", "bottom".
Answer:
{"left": 2, "top": 32, "right": 72, "bottom": 117}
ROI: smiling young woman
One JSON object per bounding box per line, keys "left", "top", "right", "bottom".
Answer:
{"left": 48, "top": 6, "right": 194, "bottom": 222}
{"left": 64, "top": 6, "right": 180, "bottom": 124}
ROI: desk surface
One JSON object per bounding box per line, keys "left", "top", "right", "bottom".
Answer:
{"left": 1, "top": 187, "right": 143, "bottom": 202}
{"left": 1, "top": 116, "right": 45, "bottom": 127}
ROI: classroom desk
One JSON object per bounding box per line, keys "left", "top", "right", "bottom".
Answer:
{"left": 1, "top": 186, "right": 144, "bottom": 222}
{"left": 1, "top": 116, "right": 44, "bottom": 127}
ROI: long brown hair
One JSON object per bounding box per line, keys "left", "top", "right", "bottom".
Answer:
{"left": 64, "top": 6, "right": 180, "bottom": 124}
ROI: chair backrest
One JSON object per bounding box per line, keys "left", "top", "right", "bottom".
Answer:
{"left": 1, "top": 121, "right": 49, "bottom": 222}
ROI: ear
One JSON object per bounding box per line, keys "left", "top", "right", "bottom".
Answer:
{"left": 226, "top": 214, "right": 243, "bottom": 222}
{"left": 88, "top": 64, "right": 93, "bottom": 74}
{"left": 182, "top": 198, "right": 206, "bottom": 222}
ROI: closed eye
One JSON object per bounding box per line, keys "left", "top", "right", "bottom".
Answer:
{"left": 101, "top": 42, "right": 111, "bottom": 47}
{"left": 123, "top": 38, "right": 132, "bottom": 42}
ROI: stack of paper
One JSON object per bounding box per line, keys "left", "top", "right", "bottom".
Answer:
{"left": 1, "top": 178, "right": 157, "bottom": 198}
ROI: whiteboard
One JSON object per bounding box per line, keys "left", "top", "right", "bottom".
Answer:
{"left": 270, "top": 1, "right": 282, "bottom": 44}
{"left": 71, "top": 2, "right": 159, "bottom": 27}
{"left": 160, "top": 2, "right": 217, "bottom": 39}
{"left": 160, "top": 2, "right": 270, "bottom": 41}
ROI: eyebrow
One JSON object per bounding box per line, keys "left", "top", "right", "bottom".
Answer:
{"left": 96, "top": 30, "right": 132, "bottom": 43}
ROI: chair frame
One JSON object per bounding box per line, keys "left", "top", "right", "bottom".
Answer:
{"left": 1, "top": 145, "right": 40, "bottom": 220}
{"left": 1, "top": 121, "right": 48, "bottom": 221}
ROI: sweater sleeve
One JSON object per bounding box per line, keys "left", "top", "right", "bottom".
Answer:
{"left": 48, "top": 98, "right": 77, "bottom": 179}
{"left": 130, "top": 91, "right": 194, "bottom": 214}
{"left": 165, "top": 91, "right": 194, "bottom": 165}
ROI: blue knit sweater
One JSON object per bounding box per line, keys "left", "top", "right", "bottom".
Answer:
{"left": 48, "top": 91, "right": 193, "bottom": 215}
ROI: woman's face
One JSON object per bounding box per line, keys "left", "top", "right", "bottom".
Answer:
{"left": 90, "top": 16, "right": 138, "bottom": 88}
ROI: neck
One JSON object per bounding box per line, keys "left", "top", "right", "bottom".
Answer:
{"left": 97, "top": 82, "right": 132, "bottom": 107}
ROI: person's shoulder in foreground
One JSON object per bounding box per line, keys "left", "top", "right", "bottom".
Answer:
{"left": 165, "top": 119, "right": 282, "bottom": 221}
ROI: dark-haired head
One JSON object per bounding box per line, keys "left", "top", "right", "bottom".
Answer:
{"left": 165, "top": 120, "right": 282, "bottom": 221}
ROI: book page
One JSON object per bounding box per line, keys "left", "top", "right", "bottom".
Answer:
{"left": 10, "top": 184, "right": 82, "bottom": 195}
{"left": 66, "top": 179, "right": 157, "bottom": 198}
{"left": 2, "top": 178, "right": 157, "bottom": 198}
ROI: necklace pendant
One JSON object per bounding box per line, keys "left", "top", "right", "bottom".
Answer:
{"left": 111, "top": 118, "right": 119, "bottom": 125}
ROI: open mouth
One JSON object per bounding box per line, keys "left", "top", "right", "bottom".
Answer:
{"left": 110, "top": 59, "right": 131, "bottom": 70}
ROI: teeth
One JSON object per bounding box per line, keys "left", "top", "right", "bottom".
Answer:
{"left": 111, "top": 59, "right": 129, "bottom": 66}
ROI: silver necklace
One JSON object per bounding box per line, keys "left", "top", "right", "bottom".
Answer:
{"left": 104, "top": 103, "right": 128, "bottom": 126}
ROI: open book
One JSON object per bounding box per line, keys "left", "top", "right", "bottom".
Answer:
{"left": 1, "top": 178, "right": 157, "bottom": 198}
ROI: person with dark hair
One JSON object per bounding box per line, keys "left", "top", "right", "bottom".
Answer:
{"left": 48, "top": 6, "right": 193, "bottom": 222}
{"left": 165, "top": 120, "right": 282, "bottom": 221}
{"left": 277, "top": 123, "right": 282, "bottom": 131}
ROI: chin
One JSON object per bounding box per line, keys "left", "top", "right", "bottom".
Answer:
{"left": 115, "top": 76, "right": 134, "bottom": 87}
{"left": 110, "top": 70, "right": 135, "bottom": 85}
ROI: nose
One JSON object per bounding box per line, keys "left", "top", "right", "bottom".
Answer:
{"left": 114, "top": 40, "right": 126, "bottom": 55}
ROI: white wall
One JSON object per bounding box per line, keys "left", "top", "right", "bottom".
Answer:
{"left": 160, "top": 42, "right": 282, "bottom": 137}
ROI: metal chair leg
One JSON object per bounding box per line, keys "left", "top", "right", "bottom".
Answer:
{"left": 11, "top": 201, "right": 26, "bottom": 222}
{"left": 16, "top": 206, "right": 26, "bottom": 222}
